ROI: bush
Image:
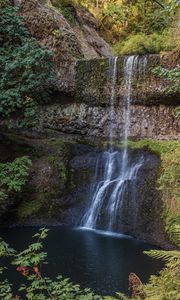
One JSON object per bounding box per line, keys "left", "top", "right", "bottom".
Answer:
{"left": 0, "top": 156, "right": 32, "bottom": 202}
{"left": 113, "top": 33, "right": 169, "bottom": 55}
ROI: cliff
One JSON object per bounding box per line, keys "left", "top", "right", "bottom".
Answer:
{"left": 0, "top": 1, "right": 179, "bottom": 249}
{"left": 14, "top": 0, "right": 112, "bottom": 92}
{"left": 34, "top": 55, "right": 179, "bottom": 140}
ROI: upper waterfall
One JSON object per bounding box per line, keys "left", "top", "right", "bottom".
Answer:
{"left": 109, "top": 56, "right": 118, "bottom": 149}
{"left": 81, "top": 55, "right": 148, "bottom": 232}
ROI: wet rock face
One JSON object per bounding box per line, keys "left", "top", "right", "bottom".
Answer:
{"left": 115, "top": 151, "right": 164, "bottom": 245}
{"left": 0, "top": 135, "right": 99, "bottom": 227}
{"left": 0, "top": 135, "right": 168, "bottom": 247}
{"left": 77, "top": 148, "right": 167, "bottom": 247}
{"left": 75, "top": 55, "right": 180, "bottom": 106}
{"left": 33, "top": 54, "right": 179, "bottom": 140}
{"left": 38, "top": 103, "right": 179, "bottom": 140}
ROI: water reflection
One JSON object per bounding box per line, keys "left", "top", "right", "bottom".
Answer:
{"left": 0, "top": 226, "right": 163, "bottom": 296}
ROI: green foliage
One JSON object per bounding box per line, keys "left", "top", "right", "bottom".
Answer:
{"left": 0, "top": 0, "right": 10, "bottom": 9}
{"left": 173, "top": 107, "right": 180, "bottom": 118}
{"left": 60, "top": 1, "right": 77, "bottom": 24}
{"left": 0, "top": 238, "right": 16, "bottom": 259}
{"left": 0, "top": 228, "right": 179, "bottom": 300}
{"left": 143, "top": 224, "right": 180, "bottom": 300}
{"left": 57, "top": 0, "right": 179, "bottom": 55}
{"left": 117, "top": 222, "right": 180, "bottom": 299}
{"left": 0, "top": 1, "right": 56, "bottom": 124}
{"left": 12, "top": 228, "right": 49, "bottom": 268}
{"left": 95, "top": 0, "right": 173, "bottom": 44}
{"left": 113, "top": 33, "right": 168, "bottom": 55}
{"left": 47, "top": 0, "right": 180, "bottom": 55}
{"left": 50, "top": 0, "right": 78, "bottom": 24}
{"left": 103, "top": 0, "right": 169, "bottom": 33}
{"left": 0, "top": 228, "right": 110, "bottom": 300}
{"left": 116, "top": 140, "right": 180, "bottom": 246}
{"left": 153, "top": 66, "right": 180, "bottom": 94}
{"left": 16, "top": 199, "right": 43, "bottom": 219}
{"left": 0, "top": 156, "right": 32, "bottom": 202}
{"left": 115, "top": 293, "right": 130, "bottom": 300}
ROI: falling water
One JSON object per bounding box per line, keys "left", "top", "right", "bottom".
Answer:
{"left": 109, "top": 56, "right": 118, "bottom": 149}
{"left": 81, "top": 55, "right": 147, "bottom": 231}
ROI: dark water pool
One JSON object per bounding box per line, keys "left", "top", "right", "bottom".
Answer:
{"left": 0, "top": 226, "right": 163, "bottom": 296}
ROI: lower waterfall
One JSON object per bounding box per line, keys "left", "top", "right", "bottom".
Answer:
{"left": 81, "top": 55, "right": 147, "bottom": 232}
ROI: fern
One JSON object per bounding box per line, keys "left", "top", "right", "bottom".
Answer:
{"left": 144, "top": 228, "right": 180, "bottom": 300}
{"left": 116, "top": 292, "right": 130, "bottom": 300}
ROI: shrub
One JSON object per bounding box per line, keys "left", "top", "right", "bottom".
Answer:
{"left": 113, "top": 33, "right": 169, "bottom": 55}
{"left": 0, "top": 156, "right": 32, "bottom": 202}
{"left": 143, "top": 223, "right": 180, "bottom": 300}
{"left": 0, "top": 1, "right": 56, "bottom": 123}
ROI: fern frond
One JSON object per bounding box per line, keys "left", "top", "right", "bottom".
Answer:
{"left": 144, "top": 250, "right": 180, "bottom": 262}
{"left": 116, "top": 292, "right": 130, "bottom": 300}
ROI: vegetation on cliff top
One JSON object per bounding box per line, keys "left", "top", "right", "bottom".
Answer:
{"left": 0, "top": 0, "right": 56, "bottom": 125}
{"left": 53, "top": 0, "right": 180, "bottom": 55}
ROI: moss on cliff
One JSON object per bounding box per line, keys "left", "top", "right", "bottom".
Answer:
{"left": 16, "top": 199, "right": 42, "bottom": 219}
{"left": 120, "top": 140, "right": 180, "bottom": 245}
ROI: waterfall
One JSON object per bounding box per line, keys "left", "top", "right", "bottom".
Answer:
{"left": 109, "top": 56, "right": 118, "bottom": 149}
{"left": 81, "top": 55, "right": 147, "bottom": 232}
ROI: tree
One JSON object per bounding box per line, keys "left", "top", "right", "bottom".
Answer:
{"left": 0, "top": 0, "right": 56, "bottom": 125}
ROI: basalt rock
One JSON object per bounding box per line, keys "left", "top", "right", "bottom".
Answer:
{"left": 75, "top": 55, "right": 180, "bottom": 106}
{"left": 37, "top": 103, "right": 179, "bottom": 140}
{"left": 14, "top": 0, "right": 112, "bottom": 93}
{"left": 0, "top": 134, "right": 98, "bottom": 226}
{"left": 0, "top": 134, "right": 171, "bottom": 248}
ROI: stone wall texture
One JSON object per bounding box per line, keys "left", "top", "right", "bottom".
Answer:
{"left": 36, "top": 54, "right": 179, "bottom": 140}
{"left": 38, "top": 103, "right": 179, "bottom": 140}
{"left": 75, "top": 55, "right": 180, "bottom": 106}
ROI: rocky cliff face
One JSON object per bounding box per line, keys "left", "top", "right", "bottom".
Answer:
{"left": 14, "top": 0, "right": 112, "bottom": 92}
{"left": 16, "top": 0, "right": 112, "bottom": 59}
{"left": 1, "top": 3, "right": 179, "bottom": 248}
{"left": 75, "top": 55, "right": 180, "bottom": 105}
{"left": 34, "top": 55, "right": 179, "bottom": 140}
{"left": 38, "top": 103, "right": 179, "bottom": 140}
{"left": 0, "top": 134, "right": 170, "bottom": 248}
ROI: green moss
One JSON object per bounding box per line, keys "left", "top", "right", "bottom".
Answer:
{"left": 50, "top": 0, "right": 77, "bottom": 24}
{"left": 16, "top": 199, "right": 42, "bottom": 219}
{"left": 48, "top": 155, "right": 67, "bottom": 181}
{"left": 48, "top": 155, "right": 59, "bottom": 166}
{"left": 59, "top": 162, "right": 66, "bottom": 180}
{"left": 49, "top": 138, "right": 66, "bottom": 147}
{"left": 116, "top": 139, "right": 180, "bottom": 245}
{"left": 48, "top": 138, "right": 73, "bottom": 153}
{"left": 127, "top": 140, "right": 179, "bottom": 156}
{"left": 75, "top": 58, "right": 110, "bottom": 105}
